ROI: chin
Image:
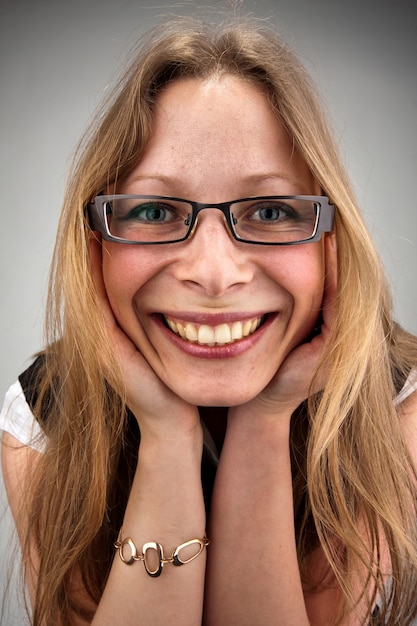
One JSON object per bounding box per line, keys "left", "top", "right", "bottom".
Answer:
{"left": 176, "top": 384, "right": 263, "bottom": 409}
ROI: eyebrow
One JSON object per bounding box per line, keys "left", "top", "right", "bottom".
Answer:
{"left": 124, "top": 172, "right": 301, "bottom": 187}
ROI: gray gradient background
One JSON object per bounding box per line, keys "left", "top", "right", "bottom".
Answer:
{"left": 0, "top": 1, "right": 416, "bottom": 622}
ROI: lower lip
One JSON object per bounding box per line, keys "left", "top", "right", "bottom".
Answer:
{"left": 153, "top": 314, "right": 276, "bottom": 359}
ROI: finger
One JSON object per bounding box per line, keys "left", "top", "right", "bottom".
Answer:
{"left": 89, "top": 236, "right": 107, "bottom": 300}
{"left": 89, "top": 237, "right": 126, "bottom": 337}
{"left": 307, "top": 233, "right": 337, "bottom": 390}
{"left": 322, "top": 233, "right": 338, "bottom": 328}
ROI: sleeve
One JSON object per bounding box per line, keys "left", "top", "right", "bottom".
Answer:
{"left": 0, "top": 379, "right": 46, "bottom": 452}
{"left": 395, "top": 369, "right": 417, "bottom": 406}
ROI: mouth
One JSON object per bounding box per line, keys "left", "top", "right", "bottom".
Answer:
{"left": 163, "top": 314, "right": 266, "bottom": 346}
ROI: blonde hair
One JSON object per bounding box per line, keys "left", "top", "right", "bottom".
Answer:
{"left": 21, "top": 15, "right": 417, "bottom": 625}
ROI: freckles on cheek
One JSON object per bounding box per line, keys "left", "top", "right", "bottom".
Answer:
{"left": 101, "top": 246, "right": 138, "bottom": 308}
{"left": 101, "top": 244, "right": 167, "bottom": 309}
{"left": 284, "top": 248, "right": 325, "bottom": 311}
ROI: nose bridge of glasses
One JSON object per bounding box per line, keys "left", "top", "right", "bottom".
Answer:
{"left": 189, "top": 202, "right": 236, "bottom": 240}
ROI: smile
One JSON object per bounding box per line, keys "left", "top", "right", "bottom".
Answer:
{"left": 164, "top": 315, "right": 264, "bottom": 346}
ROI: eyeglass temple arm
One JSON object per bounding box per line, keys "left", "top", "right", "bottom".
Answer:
{"left": 86, "top": 202, "right": 103, "bottom": 232}
{"left": 320, "top": 201, "right": 335, "bottom": 232}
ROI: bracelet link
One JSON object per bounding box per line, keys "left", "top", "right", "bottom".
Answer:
{"left": 172, "top": 537, "right": 210, "bottom": 566}
{"left": 142, "top": 541, "right": 165, "bottom": 577}
{"left": 116, "top": 536, "right": 141, "bottom": 565}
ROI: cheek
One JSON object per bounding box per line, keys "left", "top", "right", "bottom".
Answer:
{"left": 101, "top": 244, "right": 158, "bottom": 313}
{"left": 102, "top": 248, "right": 130, "bottom": 309}
{"left": 267, "top": 241, "right": 324, "bottom": 289}
{"left": 297, "top": 245, "right": 325, "bottom": 295}
{"left": 274, "top": 244, "right": 325, "bottom": 324}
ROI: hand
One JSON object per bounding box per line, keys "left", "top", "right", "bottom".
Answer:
{"left": 231, "top": 234, "right": 337, "bottom": 421}
{"left": 89, "top": 238, "right": 200, "bottom": 441}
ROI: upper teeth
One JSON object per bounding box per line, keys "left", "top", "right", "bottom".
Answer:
{"left": 165, "top": 316, "right": 263, "bottom": 346}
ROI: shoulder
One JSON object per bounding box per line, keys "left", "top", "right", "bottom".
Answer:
{"left": 1, "top": 358, "right": 46, "bottom": 538}
{"left": 0, "top": 380, "right": 45, "bottom": 451}
{"left": 1, "top": 431, "right": 42, "bottom": 534}
{"left": 0, "top": 355, "right": 46, "bottom": 451}
{"left": 1, "top": 358, "right": 46, "bottom": 524}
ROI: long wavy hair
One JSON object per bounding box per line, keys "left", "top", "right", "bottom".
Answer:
{"left": 19, "top": 15, "right": 417, "bottom": 625}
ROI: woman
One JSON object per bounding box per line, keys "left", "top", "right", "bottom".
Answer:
{"left": 2, "top": 15, "right": 417, "bottom": 626}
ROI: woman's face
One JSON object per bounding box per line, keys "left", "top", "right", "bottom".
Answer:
{"left": 102, "top": 75, "right": 327, "bottom": 406}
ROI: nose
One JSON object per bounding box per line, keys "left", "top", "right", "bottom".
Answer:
{"left": 173, "top": 209, "right": 254, "bottom": 297}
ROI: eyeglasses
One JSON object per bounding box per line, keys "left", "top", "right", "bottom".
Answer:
{"left": 87, "top": 195, "right": 335, "bottom": 245}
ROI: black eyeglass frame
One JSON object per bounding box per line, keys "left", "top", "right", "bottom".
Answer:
{"left": 87, "top": 194, "right": 335, "bottom": 245}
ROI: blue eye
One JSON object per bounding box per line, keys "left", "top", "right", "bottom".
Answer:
{"left": 105, "top": 197, "right": 193, "bottom": 243}
{"left": 126, "top": 202, "right": 173, "bottom": 223}
{"left": 255, "top": 206, "right": 283, "bottom": 221}
{"left": 249, "top": 202, "right": 294, "bottom": 222}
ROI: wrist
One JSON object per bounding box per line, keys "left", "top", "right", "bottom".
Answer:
{"left": 132, "top": 405, "right": 203, "bottom": 446}
{"left": 228, "top": 401, "right": 292, "bottom": 437}
{"left": 138, "top": 424, "right": 204, "bottom": 468}
{"left": 220, "top": 407, "right": 291, "bottom": 474}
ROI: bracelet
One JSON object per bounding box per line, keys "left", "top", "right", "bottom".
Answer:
{"left": 114, "top": 531, "right": 209, "bottom": 578}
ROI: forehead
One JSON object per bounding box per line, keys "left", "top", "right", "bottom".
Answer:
{"left": 122, "top": 75, "right": 315, "bottom": 196}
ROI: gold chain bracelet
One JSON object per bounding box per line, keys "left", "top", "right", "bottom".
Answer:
{"left": 114, "top": 531, "right": 209, "bottom": 578}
